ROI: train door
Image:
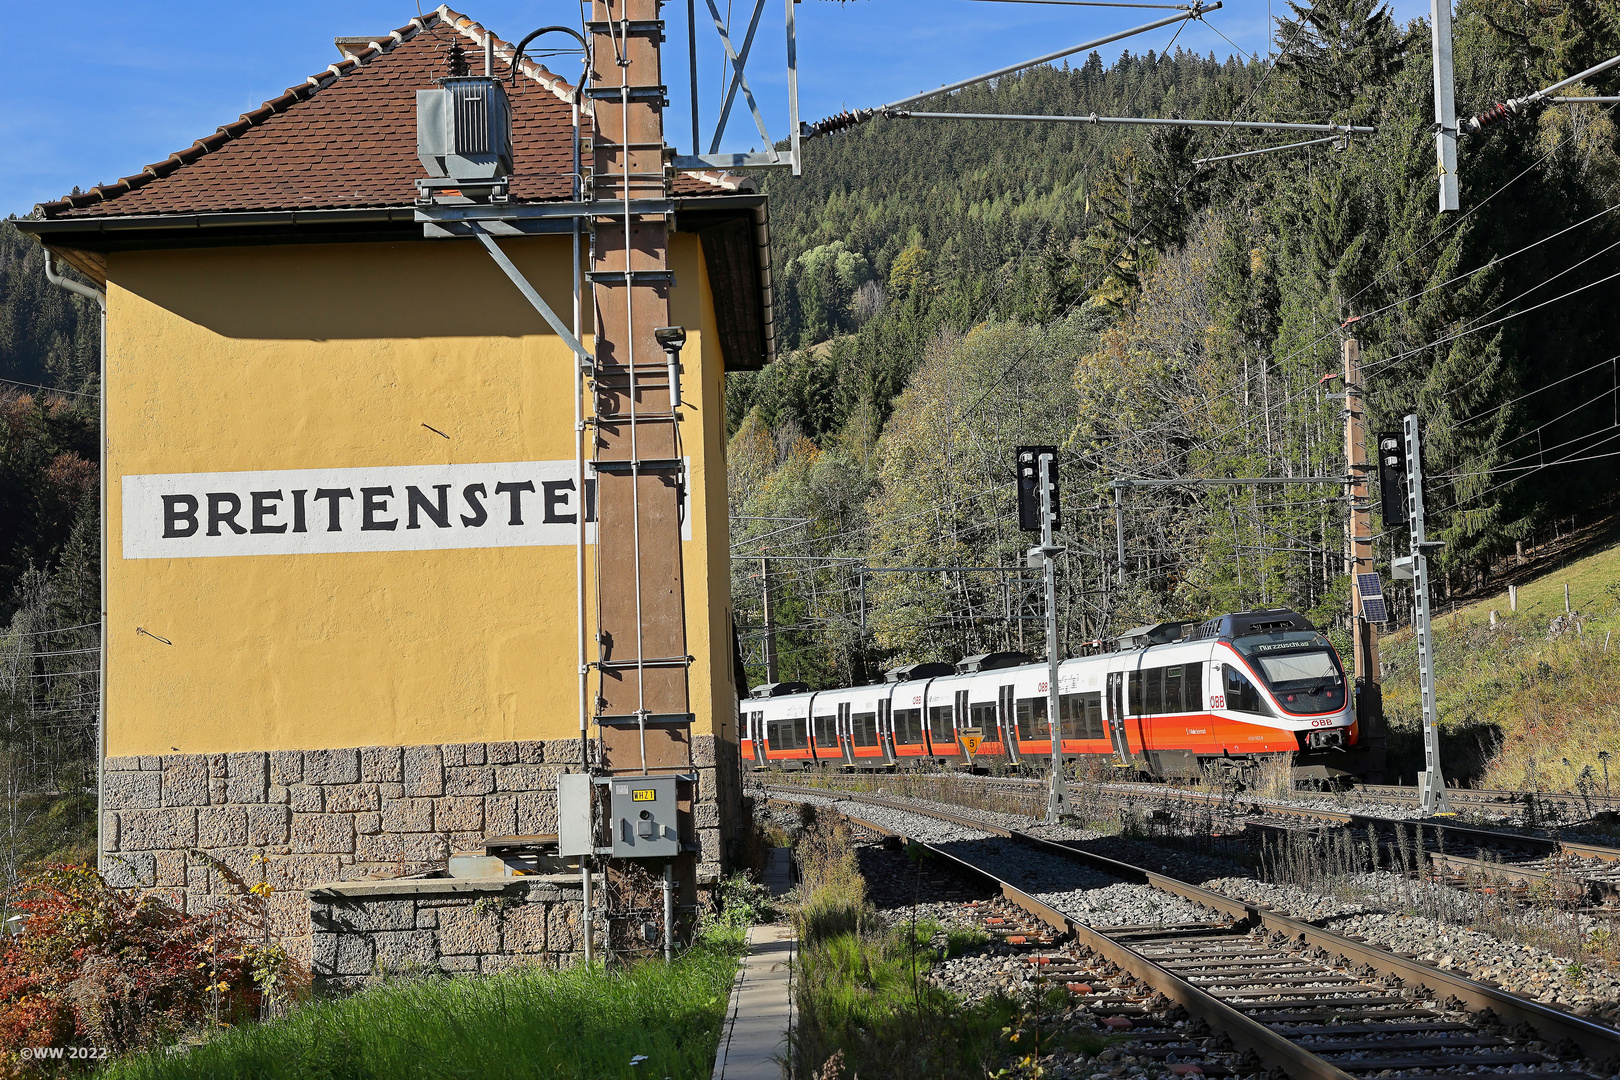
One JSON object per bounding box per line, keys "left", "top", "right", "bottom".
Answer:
{"left": 745, "top": 710, "right": 764, "bottom": 766}
{"left": 954, "top": 688, "right": 971, "bottom": 763}
{"left": 998, "top": 684, "right": 1020, "bottom": 763}
{"left": 839, "top": 701, "right": 856, "bottom": 766}
{"left": 1105, "top": 672, "right": 1132, "bottom": 765}
{"left": 878, "top": 696, "right": 897, "bottom": 766}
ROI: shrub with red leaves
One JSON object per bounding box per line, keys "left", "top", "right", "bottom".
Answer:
{"left": 1, "top": 865, "right": 260, "bottom": 1075}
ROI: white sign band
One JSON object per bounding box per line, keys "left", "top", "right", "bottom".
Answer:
{"left": 121, "top": 460, "right": 689, "bottom": 559}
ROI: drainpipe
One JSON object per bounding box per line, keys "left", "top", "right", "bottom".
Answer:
{"left": 42, "top": 250, "right": 108, "bottom": 874}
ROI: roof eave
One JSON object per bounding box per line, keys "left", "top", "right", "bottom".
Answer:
{"left": 18, "top": 194, "right": 776, "bottom": 371}
{"left": 14, "top": 207, "right": 422, "bottom": 236}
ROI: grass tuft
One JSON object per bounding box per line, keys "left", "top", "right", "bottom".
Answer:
{"left": 98, "top": 940, "right": 742, "bottom": 1080}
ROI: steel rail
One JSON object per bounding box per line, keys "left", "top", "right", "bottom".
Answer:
{"left": 1427, "top": 850, "right": 1597, "bottom": 901}
{"left": 794, "top": 771, "right": 1620, "bottom": 863}
{"left": 1360, "top": 781, "right": 1620, "bottom": 814}
{"left": 765, "top": 796, "right": 1359, "bottom": 1080}
{"left": 765, "top": 783, "right": 1620, "bottom": 1064}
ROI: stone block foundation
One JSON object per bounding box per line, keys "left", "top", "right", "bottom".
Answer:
{"left": 101, "top": 736, "right": 732, "bottom": 966}
{"left": 306, "top": 876, "right": 601, "bottom": 988}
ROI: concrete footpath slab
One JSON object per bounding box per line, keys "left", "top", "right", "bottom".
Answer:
{"left": 712, "top": 849, "right": 798, "bottom": 1080}
{"left": 711, "top": 923, "right": 797, "bottom": 1080}
{"left": 762, "top": 846, "right": 794, "bottom": 898}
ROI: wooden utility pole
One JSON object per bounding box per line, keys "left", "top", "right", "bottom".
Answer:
{"left": 760, "top": 557, "right": 779, "bottom": 684}
{"left": 1344, "top": 339, "right": 1384, "bottom": 768}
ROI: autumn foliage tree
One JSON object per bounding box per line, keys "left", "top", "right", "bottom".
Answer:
{"left": 0, "top": 865, "right": 273, "bottom": 1074}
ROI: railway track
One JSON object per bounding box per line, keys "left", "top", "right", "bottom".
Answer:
{"left": 780, "top": 771, "right": 1620, "bottom": 903}
{"left": 1356, "top": 783, "right": 1620, "bottom": 820}
{"left": 765, "top": 782, "right": 1620, "bottom": 1078}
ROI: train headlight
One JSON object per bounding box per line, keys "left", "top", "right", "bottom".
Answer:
{"left": 1305, "top": 729, "right": 1347, "bottom": 749}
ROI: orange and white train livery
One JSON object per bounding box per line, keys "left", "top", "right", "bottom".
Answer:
{"left": 739, "top": 608, "right": 1371, "bottom": 782}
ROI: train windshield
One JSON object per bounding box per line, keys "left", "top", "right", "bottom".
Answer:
{"left": 1255, "top": 650, "right": 1339, "bottom": 689}
{"left": 1232, "top": 632, "right": 1346, "bottom": 714}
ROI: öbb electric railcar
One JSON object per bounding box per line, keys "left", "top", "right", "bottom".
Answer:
{"left": 740, "top": 608, "right": 1372, "bottom": 782}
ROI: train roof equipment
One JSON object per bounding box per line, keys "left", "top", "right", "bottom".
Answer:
{"left": 1114, "top": 622, "right": 1197, "bottom": 651}
{"left": 955, "top": 652, "right": 1034, "bottom": 674}
{"left": 1194, "top": 608, "right": 1316, "bottom": 640}
{"left": 884, "top": 662, "right": 955, "bottom": 683}
{"left": 749, "top": 682, "right": 811, "bottom": 699}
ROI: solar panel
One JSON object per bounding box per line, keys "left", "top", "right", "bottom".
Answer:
{"left": 1356, "top": 573, "right": 1389, "bottom": 624}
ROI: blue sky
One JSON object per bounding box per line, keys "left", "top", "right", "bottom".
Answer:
{"left": 1, "top": 0, "right": 1432, "bottom": 216}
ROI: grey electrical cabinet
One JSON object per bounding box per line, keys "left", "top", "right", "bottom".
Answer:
{"left": 556, "top": 774, "right": 593, "bottom": 857}
{"left": 607, "top": 776, "right": 680, "bottom": 858}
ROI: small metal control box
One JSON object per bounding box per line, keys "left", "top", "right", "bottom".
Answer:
{"left": 556, "top": 773, "right": 593, "bottom": 857}
{"left": 608, "top": 776, "right": 679, "bottom": 858}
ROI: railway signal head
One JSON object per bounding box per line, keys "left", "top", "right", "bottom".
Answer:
{"left": 1016, "top": 445, "right": 1061, "bottom": 533}
{"left": 1376, "top": 431, "right": 1408, "bottom": 530}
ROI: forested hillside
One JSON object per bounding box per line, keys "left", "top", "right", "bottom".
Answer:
{"left": 728, "top": 0, "right": 1620, "bottom": 691}
{"left": 1, "top": 216, "right": 103, "bottom": 804}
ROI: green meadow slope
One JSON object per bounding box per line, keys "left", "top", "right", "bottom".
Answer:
{"left": 1380, "top": 530, "right": 1620, "bottom": 791}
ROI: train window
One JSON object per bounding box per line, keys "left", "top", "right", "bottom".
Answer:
{"left": 1183, "top": 663, "right": 1203, "bottom": 710}
{"left": 893, "top": 708, "right": 924, "bottom": 744}
{"left": 1223, "top": 666, "right": 1268, "bottom": 716}
{"left": 969, "top": 701, "right": 997, "bottom": 735}
{"left": 1015, "top": 697, "right": 1047, "bottom": 740}
{"left": 1166, "top": 670, "right": 1192, "bottom": 712}
{"left": 1058, "top": 693, "right": 1084, "bottom": 739}
{"left": 1143, "top": 668, "right": 1164, "bottom": 714}
{"left": 813, "top": 714, "right": 838, "bottom": 749}
{"left": 852, "top": 712, "right": 879, "bottom": 747}
{"left": 1081, "top": 692, "right": 1104, "bottom": 738}
{"left": 791, "top": 716, "right": 809, "bottom": 749}
{"left": 1127, "top": 671, "right": 1142, "bottom": 715}
{"left": 928, "top": 705, "right": 954, "bottom": 743}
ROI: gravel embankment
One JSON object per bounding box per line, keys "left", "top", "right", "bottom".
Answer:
{"left": 769, "top": 790, "right": 1218, "bottom": 928}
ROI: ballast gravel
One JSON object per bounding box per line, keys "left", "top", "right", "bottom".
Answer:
{"left": 772, "top": 790, "right": 1217, "bottom": 929}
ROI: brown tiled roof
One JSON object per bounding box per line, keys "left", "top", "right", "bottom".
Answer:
{"left": 39, "top": 5, "right": 742, "bottom": 219}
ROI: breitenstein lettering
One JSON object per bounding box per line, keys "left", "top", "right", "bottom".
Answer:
{"left": 121, "top": 459, "right": 687, "bottom": 559}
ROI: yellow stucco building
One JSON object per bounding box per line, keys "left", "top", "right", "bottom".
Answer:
{"left": 21, "top": 6, "right": 767, "bottom": 962}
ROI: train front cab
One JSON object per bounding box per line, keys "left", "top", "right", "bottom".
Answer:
{"left": 1118, "top": 612, "right": 1359, "bottom": 781}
